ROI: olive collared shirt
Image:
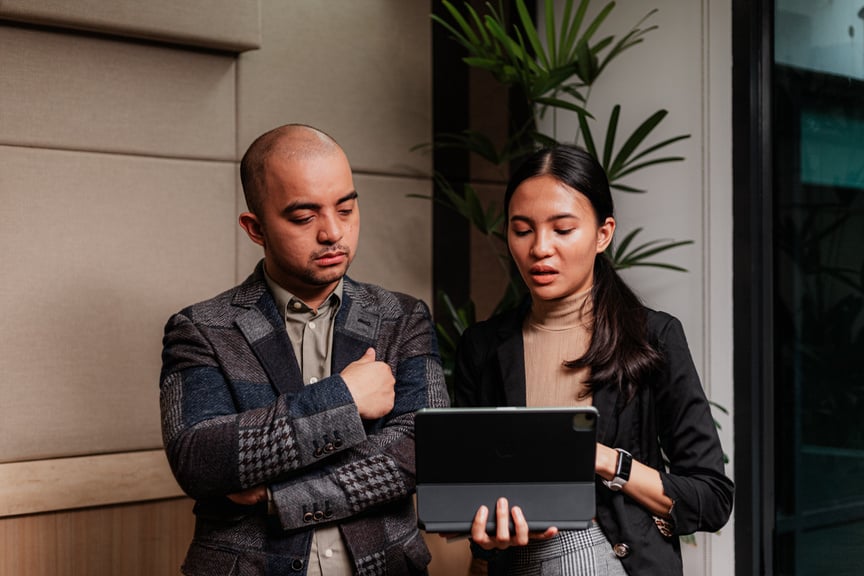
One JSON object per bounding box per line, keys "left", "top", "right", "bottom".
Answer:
{"left": 265, "top": 273, "right": 353, "bottom": 576}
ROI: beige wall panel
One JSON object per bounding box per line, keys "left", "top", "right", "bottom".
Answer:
{"left": 0, "top": 146, "right": 237, "bottom": 462}
{"left": 350, "top": 175, "right": 433, "bottom": 305}
{"left": 237, "top": 0, "right": 432, "bottom": 176}
{"left": 237, "top": 174, "right": 432, "bottom": 306}
{"left": 0, "top": 25, "right": 236, "bottom": 160}
{"left": 0, "top": 0, "right": 260, "bottom": 52}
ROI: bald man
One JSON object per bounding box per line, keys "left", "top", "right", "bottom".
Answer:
{"left": 160, "top": 124, "right": 448, "bottom": 575}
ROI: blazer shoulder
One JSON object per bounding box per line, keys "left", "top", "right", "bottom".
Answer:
{"left": 343, "top": 276, "right": 428, "bottom": 318}
{"left": 644, "top": 307, "right": 679, "bottom": 337}
{"left": 643, "top": 308, "right": 694, "bottom": 358}
{"left": 171, "top": 273, "right": 268, "bottom": 327}
{"left": 460, "top": 302, "right": 527, "bottom": 352}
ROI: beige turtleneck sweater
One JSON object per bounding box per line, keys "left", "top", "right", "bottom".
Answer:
{"left": 523, "top": 288, "right": 594, "bottom": 407}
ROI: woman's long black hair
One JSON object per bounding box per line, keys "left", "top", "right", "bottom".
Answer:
{"left": 505, "top": 145, "right": 662, "bottom": 398}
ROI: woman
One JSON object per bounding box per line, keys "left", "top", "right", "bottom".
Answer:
{"left": 454, "top": 145, "right": 734, "bottom": 575}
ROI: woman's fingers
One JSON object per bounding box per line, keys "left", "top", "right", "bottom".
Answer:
{"left": 495, "top": 498, "right": 511, "bottom": 544}
{"left": 470, "top": 498, "right": 557, "bottom": 550}
{"left": 530, "top": 526, "right": 559, "bottom": 541}
{"left": 470, "top": 505, "right": 492, "bottom": 548}
{"left": 511, "top": 505, "right": 530, "bottom": 546}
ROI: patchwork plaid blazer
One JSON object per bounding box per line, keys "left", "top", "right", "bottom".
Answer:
{"left": 160, "top": 262, "right": 448, "bottom": 575}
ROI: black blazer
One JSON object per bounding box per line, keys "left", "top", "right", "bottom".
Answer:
{"left": 454, "top": 303, "right": 734, "bottom": 576}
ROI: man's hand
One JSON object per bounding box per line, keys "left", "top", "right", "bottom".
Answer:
{"left": 227, "top": 485, "right": 268, "bottom": 506}
{"left": 340, "top": 347, "right": 395, "bottom": 419}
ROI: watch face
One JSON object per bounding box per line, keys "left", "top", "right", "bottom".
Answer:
{"left": 616, "top": 449, "right": 633, "bottom": 481}
{"left": 603, "top": 449, "right": 633, "bottom": 491}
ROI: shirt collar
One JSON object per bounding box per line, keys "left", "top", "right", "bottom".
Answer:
{"left": 264, "top": 271, "right": 343, "bottom": 318}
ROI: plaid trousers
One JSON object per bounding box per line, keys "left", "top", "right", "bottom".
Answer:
{"left": 492, "top": 523, "right": 627, "bottom": 576}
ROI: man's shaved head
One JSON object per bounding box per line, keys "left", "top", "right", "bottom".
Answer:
{"left": 240, "top": 124, "right": 343, "bottom": 215}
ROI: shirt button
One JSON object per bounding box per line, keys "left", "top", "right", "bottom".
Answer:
{"left": 309, "top": 377, "right": 318, "bottom": 384}
{"left": 324, "top": 549, "right": 333, "bottom": 558}
{"left": 613, "top": 542, "right": 631, "bottom": 558}
{"left": 292, "top": 302, "right": 302, "bottom": 310}
{"left": 309, "top": 321, "right": 316, "bottom": 329}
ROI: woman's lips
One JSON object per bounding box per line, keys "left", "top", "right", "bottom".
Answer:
{"left": 529, "top": 265, "right": 558, "bottom": 285}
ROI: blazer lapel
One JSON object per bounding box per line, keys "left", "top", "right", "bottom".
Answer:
{"left": 496, "top": 307, "right": 528, "bottom": 407}
{"left": 592, "top": 382, "right": 618, "bottom": 446}
{"left": 233, "top": 269, "right": 303, "bottom": 396}
{"left": 331, "top": 280, "right": 379, "bottom": 372}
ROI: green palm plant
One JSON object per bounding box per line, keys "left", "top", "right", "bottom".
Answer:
{"left": 418, "top": 0, "right": 696, "bottom": 379}
{"left": 423, "top": 0, "right": 692, "bottom": 277}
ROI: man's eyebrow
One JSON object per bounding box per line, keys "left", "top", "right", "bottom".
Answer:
{"left": 284, "top": 191, "right": 358, "bottom": 213}
{"left": 284, "top": 200, "right": 321, "bottom": 213}
{"left": 338, "top": 191, "right": 359, "bottom": 204}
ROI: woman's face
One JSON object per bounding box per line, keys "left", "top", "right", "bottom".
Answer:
{"left": 507, "top": 175, "right": 615, "bottom": 302}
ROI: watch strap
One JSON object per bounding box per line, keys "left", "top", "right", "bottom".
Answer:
{"left": 602, "top": 448, "right": 632, "bottom": 491}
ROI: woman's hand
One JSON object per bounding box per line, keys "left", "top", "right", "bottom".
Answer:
{"left": 470, "top": 497, "right": 558, "bottom": 550}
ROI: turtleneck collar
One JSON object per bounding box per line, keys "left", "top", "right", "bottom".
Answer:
{"left": 527, "top": 286, "right": 593, "bottom": 331}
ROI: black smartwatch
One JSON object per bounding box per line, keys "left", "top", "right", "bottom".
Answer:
{"left": 602, "top": 448, "right": 632, "bottom": 491}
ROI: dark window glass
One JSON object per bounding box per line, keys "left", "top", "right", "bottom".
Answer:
{"left": 773, "top": 3, "right": 864, "bottom": 572}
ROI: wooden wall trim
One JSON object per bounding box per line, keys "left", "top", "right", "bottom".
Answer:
{"left": 0, "top": 450, "right": 184, "bottom": 518}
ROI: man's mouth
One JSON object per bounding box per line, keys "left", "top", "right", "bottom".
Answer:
{"left": 314, "top": 251, "right": 347, "bottom": 266}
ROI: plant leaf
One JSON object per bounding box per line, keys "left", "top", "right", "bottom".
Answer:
{"left": 562, "top": 0, "right": 591, "bottom": 63}
{"left": 578, "top": 113, "right": 598, "bottom": 158}
{"left": 434, "top": 1, "right": 481, "bottom": 49}
{"left": 580, "top": 1, "right": 615, "bottom": 45}
{"left": 603, "top": 104, "right": 620, "bottom": 169}
{"left": 610, "top": 182, "right": 647, "bottom": 193}
{"left": 609, "top": 228, "right": 693, "bottom": 271}
{"left": 515, "top": 0, "right": 550, "bottom": 69}
{"left": 544, "top": 0, "right": 557, "bottom": 65}
{"left": 614, "top": 156, "right": 686, "bottom": 180}
{"left": 533, "top": 96, "right": 591, "bottom": 118}
{"left": 595, "top": 9, "right": 658, "bottom": 77}
{"left": 628, "top": 134, "right": 691, "bottom": 163}
{"left": 608, "top": 108, "right": 667, "bottom": 177}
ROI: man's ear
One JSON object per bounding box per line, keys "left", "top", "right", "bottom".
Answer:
{"left": 239, "top": 212, "right": 265, "bottom": 247}
{"left": 596, "top": 217, "right": 615, "bottom": 254}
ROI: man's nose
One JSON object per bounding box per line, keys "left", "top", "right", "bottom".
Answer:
{"left": 317, "top": 214, "right": 343, "bottom": 244}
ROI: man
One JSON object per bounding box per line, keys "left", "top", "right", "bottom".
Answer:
{"left": 160, "top": 124, "right": 448, "bottom": 575}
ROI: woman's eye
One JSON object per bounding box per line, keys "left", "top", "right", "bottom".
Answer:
{"left": 555, "top": 228, "right": 574, "bottom": 235}
{"left": 512, "top": 229, "right": 531, "bottom": 237}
